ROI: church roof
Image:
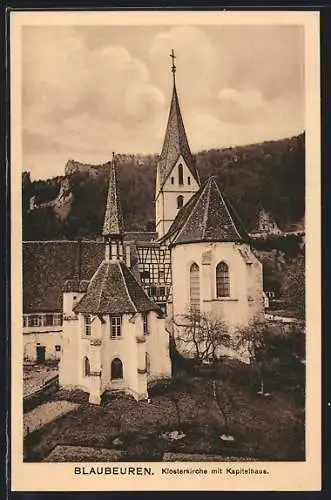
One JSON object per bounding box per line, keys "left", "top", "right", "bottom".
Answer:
{"left": 161, "top": 176, "right": 249, "bottom": 246}
{"left": 23, "top": 241, "right": 105, "bottom": 313}
{"left": 157, "top": 84, "right": 200, "bottom": 189}
{"left": 73, "top": 260, "right": 160, "bottom": 315}
{"left": 102, "top": 155, "right": 124, "bottom": 237}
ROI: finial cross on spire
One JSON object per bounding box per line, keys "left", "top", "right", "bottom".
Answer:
{"left": 170, "top": 48, "right": 176, "bottom": 83}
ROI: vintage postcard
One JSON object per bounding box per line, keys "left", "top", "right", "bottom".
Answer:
{"left": 10, "top": 10, "right": 321, "bottom": 492}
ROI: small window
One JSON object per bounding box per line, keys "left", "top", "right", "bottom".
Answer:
{"left": 83, "top": 356, "right": 90, "bottom": 377}
{"left": 111, "top": 316, "right": 122, "bottom": 338}
{"left": 158, "top": 303, "right": 167, "bottom": 315}
{"left": 171, "top": 176, "right": 174, "bottom": 184}
{"left": 143, "top": 313, "right": 148, "bottom": 335}
{"left": 150, "top": 286, "right": 157, "bottom": 296}
{"left": 159, "top": 286, "right": 165, "bottom": 296}
{"left": 84, "top": 315, "right": 92, "bottom": 336}
{"left": 145, "top": 352, "right": 151, "bottom": 375}
{"left": 216, "top": 262, "right": 230, "bottom": 297}
{"left": 111, "top": 358, "right": 123, "bottom": 380}
{"left": 55, "top": 345, "right": 61, "bottom": 352}
{"left": 140, "top": 270, "right": 150, "bottom": 280}
{"left": 177, "top": 195, "right": 184, "bottom": 209}
{"left": 178, "top": 164, "right": 184, "bottom": 185}
{"left": 45, "top": 314, "right": 54, "bottom": 327}
{"left": 188, "top": 176, "right": 191, "bottom": 185}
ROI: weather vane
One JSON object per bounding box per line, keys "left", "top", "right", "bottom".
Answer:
{"left": 170, "top": 48, "right": 176, "bottom": 83}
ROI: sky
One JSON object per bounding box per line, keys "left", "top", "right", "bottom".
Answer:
{"left": 22, "top": 24, "right": 305, "bottom": 180}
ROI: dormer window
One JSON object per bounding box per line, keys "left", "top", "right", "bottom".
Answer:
{"left": 178, "top": 164, "right": 184, "bottom": 185}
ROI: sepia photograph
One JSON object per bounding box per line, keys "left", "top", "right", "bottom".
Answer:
{"left": 10, "top": 10, "right": 321, "bottom": 492}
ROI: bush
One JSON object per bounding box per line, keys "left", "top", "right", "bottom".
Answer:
{"left": 147, "top": 377, "right": 173, "bottom": 397}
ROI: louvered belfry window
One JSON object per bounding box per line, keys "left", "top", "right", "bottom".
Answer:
{"left": 190, "top": 263, "right": 200, "bottom": 312}
{"left": 178, "top": 164, "right": 184, "bottom": 185}
{"left": 216, "top": 262, "right": 230, "bottom": 297}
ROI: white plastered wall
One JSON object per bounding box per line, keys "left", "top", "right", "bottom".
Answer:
{"left": 171, "top": 241, "right": 264, "bottom": 339}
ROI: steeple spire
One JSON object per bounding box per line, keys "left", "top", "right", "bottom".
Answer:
{"left": 102, "top": 152, "right": 124, "bottom": 261}
{"left": 156, "top": 52, "right": 200, "bottom": 190}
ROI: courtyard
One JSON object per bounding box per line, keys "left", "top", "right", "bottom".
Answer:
{"left": 24, "top": 358, "right": 305, "bottom": 463}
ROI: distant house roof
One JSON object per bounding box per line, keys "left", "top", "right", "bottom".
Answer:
{"left": 73, "top": 260, "right": 160, "bottom": 315}
{"left": 160, "top": 176, "right": 249, "bottom": 246}
{"left": 157, "top": 84, "right": 200, "bottom": 189}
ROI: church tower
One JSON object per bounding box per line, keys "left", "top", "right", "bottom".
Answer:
{"left": 155, "top": 50, "right": 200, "bottom": 238}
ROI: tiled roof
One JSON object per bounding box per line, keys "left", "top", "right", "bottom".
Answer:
{"left": 102, "top": 157, "right": 124, "bottom": 237}
{"left": 73, "top": 260, "right": 160, "bottom": 315}
{"left": 23, "top": 241, "right": 105, "bottom": 312}
{"left": 124, "top": 232, "right": 157, "bottom": 242}
{"left": 157, "top": 84, "right": 200, "bottom": 189}
{"left": 161, "top": 176, "right": 249, "bottom": 246}
{"left": 62, "top": 279, "right": 90, "bottom": 293}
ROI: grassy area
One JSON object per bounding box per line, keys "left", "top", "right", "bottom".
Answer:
{"left": 24, "top": 360, "right": 304, "bottom": 462}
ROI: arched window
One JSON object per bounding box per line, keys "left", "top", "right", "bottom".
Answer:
{"left": 83, "top": 356, "right": 90, "bottom": 377}
{"left": 190, "top": 263, "right": 200, "bottom": 312}
{"left": 111, "top": 358, "right": 123, "bottom": 380}
{"left": 177, "top": 195, "right": 184, "bottom": 209}
{"left": 178, "top": 164, "right": 184, "bottom": 185}
{"left": 216, "top": 262, "right": 230, "bottom": 297}
{"left": 187, "top": 176, "right": 191, "bottom": 185}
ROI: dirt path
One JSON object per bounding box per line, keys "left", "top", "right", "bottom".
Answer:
{"left": 24, "top": 400, "right": 79, "bottom": 437}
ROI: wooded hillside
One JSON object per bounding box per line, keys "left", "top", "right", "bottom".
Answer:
{"left": 22, "top": 133, "right": 305, "bottom": 240}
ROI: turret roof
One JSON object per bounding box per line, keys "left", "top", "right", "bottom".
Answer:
{"left": 73, "top": 260, "right": 160, "bottom": 315}
{"left": 102, "top": 155, "right": 124, "bottom": 237}
{"left": 157, "top": 84, "right": 200, "bottom": 189}
{"left": 160, "top": 176, "right": 249, "bottom": 246}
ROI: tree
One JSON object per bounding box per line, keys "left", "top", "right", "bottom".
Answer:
{"left": 235, "top": 319, "right": 274, "bottom": 396}
{"left": 281, "top": 257, "right": 305, "bottom": 319}
{"left": 173, "top": 309, "right": 230, "bottom": 363}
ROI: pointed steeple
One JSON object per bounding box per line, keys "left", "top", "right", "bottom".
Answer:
{"left": 102, "top": 153, "right": 124, "bottom": 260}
{"left": 157, "top": 51, "right": 200, "bottom": 190}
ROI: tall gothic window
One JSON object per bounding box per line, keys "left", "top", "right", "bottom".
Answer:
{"left": 83, "top": 356, "right": 90, "bottom": 377}
{"left": 190, "top": 263, "right": 200, "bottom": 312}
{"left": 216, "top": 262, "right": 230, "bottom": 297}
{"left": 177, "top": 195, "right": 184, "bottom": 209}
{"left": 111, "top": 358, "right": 123, "bottom": 380}
{"left": 178, "top": 164, "right": 184, "bottom": 185}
